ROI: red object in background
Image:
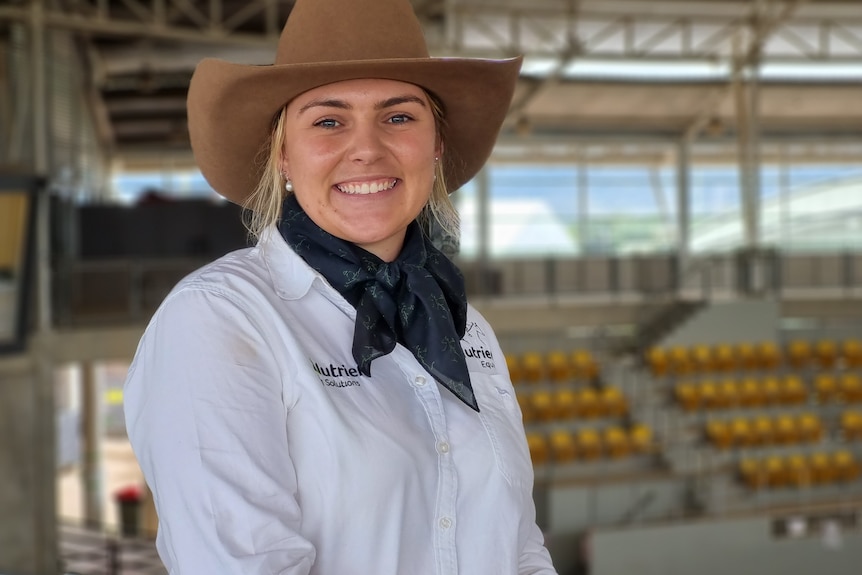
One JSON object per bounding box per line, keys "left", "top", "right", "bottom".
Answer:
{"left": 114, "top": 485, "right": 142, "bottom": 503}
{"left": 115, "top": 485, "right": 143, "bottom": 537}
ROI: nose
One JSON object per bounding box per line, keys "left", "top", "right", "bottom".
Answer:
{"left": 347, "top": 120, "right": 386, "bottom": 164}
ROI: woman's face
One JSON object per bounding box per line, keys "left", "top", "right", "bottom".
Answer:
{"left": 282, "top": 78, "right": 441, "bottom": 261}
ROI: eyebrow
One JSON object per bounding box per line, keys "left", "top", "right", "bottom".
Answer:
{"left": 297, "top": 94, "right": 427, "bottom": 115}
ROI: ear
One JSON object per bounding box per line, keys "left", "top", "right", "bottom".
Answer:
{"left": 278, "top": 153, "right": 289, "bottom": 177}
{"left": 435, "top": 140, "right": 445, "bottom": 159}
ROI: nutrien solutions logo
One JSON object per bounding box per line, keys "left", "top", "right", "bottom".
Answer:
{"left": 462, "top": 321, "right": 498, "bottom": 373}
{"left": 311, "top": 359, "right": 363, "bottom": 388}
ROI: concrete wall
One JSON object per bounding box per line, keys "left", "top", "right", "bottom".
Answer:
{"left": 589, "top": 512, "right": 862, "bottom": 575}
{"left": 0, "top": 351, "right": 58, "bottom": 575}
{"left": 544, "top": 475, "right": 689, "bottom": 534}
{"left": 661, "top": 299, "right": 780, "bottom": 348}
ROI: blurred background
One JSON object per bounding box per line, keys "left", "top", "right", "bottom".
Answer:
{"left": 1, "top": 0, "right": 862, "bottom": 573}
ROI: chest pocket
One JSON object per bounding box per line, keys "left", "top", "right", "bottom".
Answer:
{"left": 472, "top": 375, "right": 534, "bottom": 490}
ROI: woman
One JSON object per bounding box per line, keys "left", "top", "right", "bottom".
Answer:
{"left": 124, "top": 0, "right": 557, "bottom": 573}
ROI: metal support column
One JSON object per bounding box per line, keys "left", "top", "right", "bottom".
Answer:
{"left": 735, "top": 63, "right": 762, "bottom": 250}
{"left": 677, "top": 137, "right": 692, "bottom": 265}
{"left": 476, "top": 166, "right": 491, "bottom": 295}
{"left": 82, "top": 361, "right": 103, "bottom": 528}
{"left": 578, "top": 154, "right": 588, "bottom": 254}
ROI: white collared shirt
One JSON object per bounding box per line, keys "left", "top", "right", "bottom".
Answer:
{"left": 124, "top": 228, "right": 557, "bottom": 575}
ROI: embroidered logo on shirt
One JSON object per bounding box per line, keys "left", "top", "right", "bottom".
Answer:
{"left": 461, "top": 321, "right": 498, "bottom": 374}
{"left": 311, "top": 360, "right": 362, "bottom": 388}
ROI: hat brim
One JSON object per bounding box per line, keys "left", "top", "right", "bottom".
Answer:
{"left": 187, "top": 56, "right": 522, "bottom": 205}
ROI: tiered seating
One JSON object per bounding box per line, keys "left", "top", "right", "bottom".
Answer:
{"left": 705, "top": 413, "right": 823, "bottom": 450}
{"left": 813, "top": 372, "right": 862, "bottom": 404}
{"left": 507, "top": 349, "right": 599, "bottom": 386}
{"left": 841, "top": 410, "right": 862, "bottom": 440}
{"left": 509, "top": 348, "right": 655, "bottom": 467}
{"left": 647, "top": 340, "right": 785, "bottom": 377}
{"left": 518, "top": 385, "right": 629, "bottom": 424}
{"left": 675, "top": 375, "right": 807, "bottom": 411}
{"left": 526, "top": 424, "right": 654, "bottom": 465}
{"left": 650, "top": 338, "right": 862, "bottom": 377}
{"left": 738, "top": 450, "right": 861, "bottom": 489}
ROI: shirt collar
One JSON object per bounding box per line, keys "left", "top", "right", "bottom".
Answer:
{"left": 259, "top": 226, "right": 317, "bottom": 300}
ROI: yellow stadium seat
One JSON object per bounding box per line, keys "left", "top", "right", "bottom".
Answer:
{"left": 530, "top": 391, "right": 555, "bottom": 422}
{"left": 713, "top": 344, "right": 735, "bottom": 372}
{"left": 736, "top": 343, "right": 758, "bottom": 371}
{"left": 505, "top": 354, "right": 523, "bottom": 385}
{"left": 716, "top": 379, "right": 739, "bottom": 409}
{"left": 575, "top": 387, "right": 600, "bottom": 419}
{"left": 576, "top": 428, "right": 602, "bottom": 460}
{"left": 780, "top": 375, "right": 807, "bottom": 405}
{"left": 553, "top": 389, "right": 578, "bottom": 420}
{"left": 526, "top": 433, "right": 549, "bottom": 465}
{"left": 629, "top": 424, "right": 653, "bottom": 454}
{"left": 815, "top": 340, "right": 838, "bottom": 369}
{"left": 765, "top": 455, "right": 787, "bottom": 488}
{"left": 739, "top": 458, "right": 768, "bottom": 489}
{"left": 549, "top": 429, "right": 577, "bottom": 463}
{"left": 814, "top": 373, "right": 838, "bottom": 403}
{"left": 739, "top": 377, "right": 764, "bottom": 407}
{"left": 646, "top": 347, "right": 669, "bottom": 377}
{"left": 730, "top": 417, "right": 752, "bottom": 447}
{"left": 787, "top": 340, "right": 812, "bottom": 369}
{"left": 774, "top": 414, "right": 799, "bottom": 444}
{"left": 603, "top": 426, "right": 630, "bottom": 459}
{"left": 669, "top": 346, "right": 691, "bottom": 376}
{"left": 572, "top": 350, "right": 598, "bottom": 381}
{"left": 786, "top": 454, "right": 811, "bottom": 488}
{"left": 839, "top": 373, "right": 862, "bottom": 403}
{"left": 691, "top": 345, "right": 712, "bottom": 373}
{"left": 516, "top": 392, "right": 534, "bottom": 424}
{"left": 600, "top": 386, "right": 628, "bottom": 418}
{"left": 699, "top": 380, "right": 718, "bottom": 410}
{"left": 521, "top": 352, "right": 545, "bottom": 383}
{"left": 706, "top": 420, "right": 732, "bottom": 449}
{"left": 761, "top": 377, "right": 782, "bottom": 406}
{"left": 546, "top": 351, "right": 571, "bottom": 383}
{"left": 756, "top": 341, "right": 782, "bottom": 370}
{"left": 809, "top": 452, "right": 833, "bottom": 484}
{"left": 752, "top": 415, "right": 774, "bottom": 446}
{"left": 833, "top": 450, "right": 861, "bottom": 482}
{"left": 675, "top": 382, "right": 700, "bottom": 412}
{"left": 841, "top": 410, "right": 862, "bottom": 441}
{"left": 797, "top": 413, "right": 823, "bottom": 443}
{"left": 842, "top": 339, "right": 862, "bottom": 368}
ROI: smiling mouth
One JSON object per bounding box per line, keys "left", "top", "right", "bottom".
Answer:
{"left": 335, "top": 179, "right": 398, "bottom": 195}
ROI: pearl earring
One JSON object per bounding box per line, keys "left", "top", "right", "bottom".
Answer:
{"left": 284, "top": 178, "right": 294, "bottom": 193}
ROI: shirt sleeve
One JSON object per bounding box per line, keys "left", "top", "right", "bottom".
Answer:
{"left": 124, "top": 286, "right": 315, "bottom": 574}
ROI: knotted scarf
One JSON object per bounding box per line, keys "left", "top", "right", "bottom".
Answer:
{"left": 278, "top": 194, "right": 478, "bottom": 412}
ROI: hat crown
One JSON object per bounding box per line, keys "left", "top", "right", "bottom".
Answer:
{"left": 275, "top": 0, "right": 430, "bottom": 65}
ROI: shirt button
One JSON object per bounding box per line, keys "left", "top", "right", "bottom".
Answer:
{"left": 437, "top": 441, "right": 450, "bottom": 454}
{"left": 414, "top": 376, "right": 427, "bottom": 387}
{"left": 439, "top": 517, "right": 452, "bottom": 529}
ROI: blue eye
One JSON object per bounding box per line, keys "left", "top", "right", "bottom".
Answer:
{"left": 314, "top": 118, "right": 339, "bottom": 128}
{"left": 388, "top": 114, "right": 412, "bottom": 124}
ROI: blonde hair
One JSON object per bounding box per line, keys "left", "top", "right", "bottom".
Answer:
{"left": 242, "top": 89, "right": 459, "bottom": 242}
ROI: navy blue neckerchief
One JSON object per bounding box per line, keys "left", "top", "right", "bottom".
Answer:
{"left": 278, "top": 194, "right": 478, "bottom": 412}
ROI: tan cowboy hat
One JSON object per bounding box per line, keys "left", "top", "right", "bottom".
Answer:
{"left": 187, "top": 0, "right": 522, "bottom": 205}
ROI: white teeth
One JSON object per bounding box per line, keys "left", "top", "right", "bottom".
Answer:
{"left": 337, "top": 179, "right": 396, "bottom": 195}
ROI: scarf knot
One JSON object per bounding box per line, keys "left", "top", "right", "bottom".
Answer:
{"left": 278, "top": 195, "right": 478, "bottom": 411}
